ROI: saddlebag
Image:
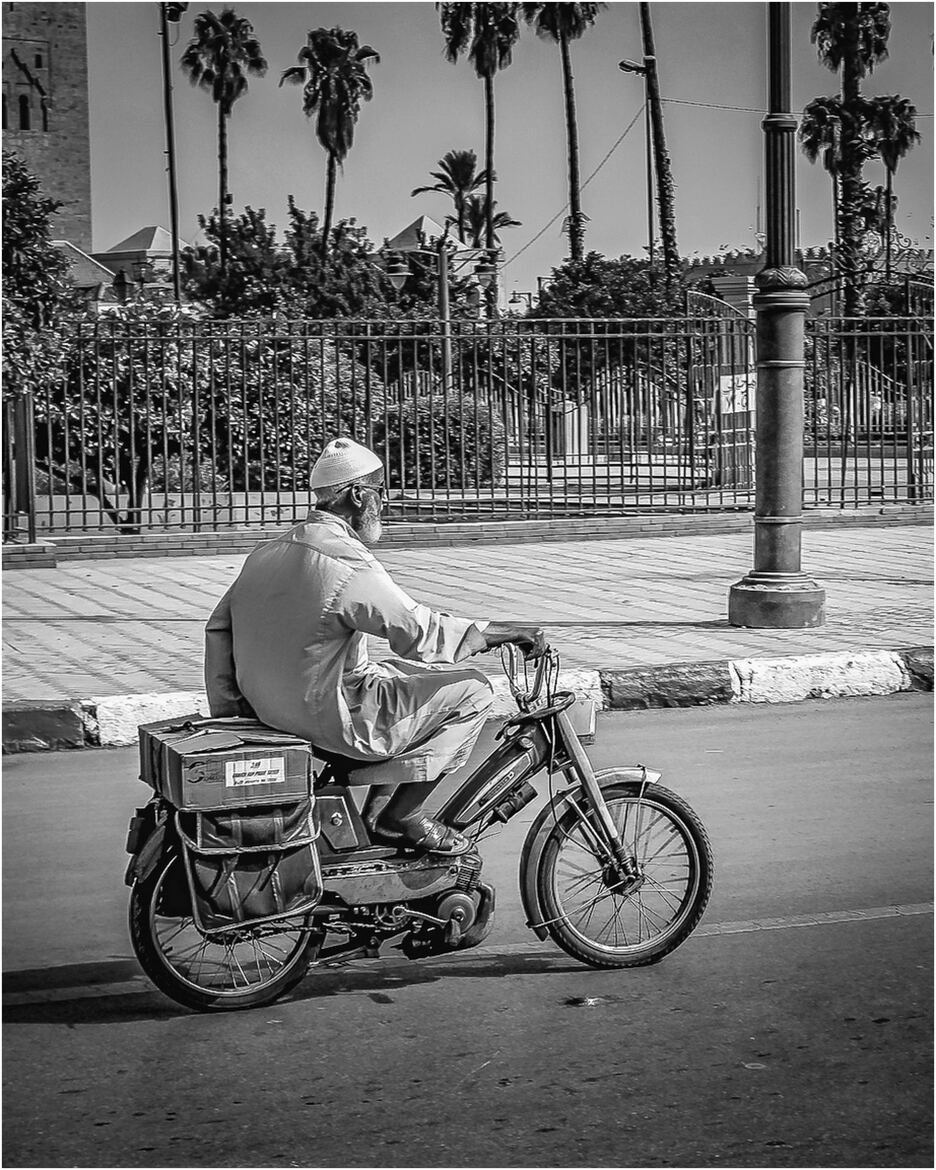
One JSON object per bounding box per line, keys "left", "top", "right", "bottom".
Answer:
{"left": 175, "top": 799, "right": 323, "bottom": 934}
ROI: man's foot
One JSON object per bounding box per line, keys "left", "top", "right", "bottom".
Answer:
{"left": 407, "top": 817, "right": 472, "bottom": 856}
{"left": 374, "top": 814, "right": 471, "bottom": 856}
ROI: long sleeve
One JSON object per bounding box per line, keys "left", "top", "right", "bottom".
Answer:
{"left": 204, "top": 587, "right": 254, "bottom": 716}
{"left": 336, "top": 562, "right": 488, "bottom": 664}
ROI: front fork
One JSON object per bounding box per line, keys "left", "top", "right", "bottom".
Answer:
{"left": 554, "top": 710, "right": 641, "bottom": 880}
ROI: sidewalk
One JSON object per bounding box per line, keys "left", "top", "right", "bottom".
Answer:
{"left": 2, "top": 522, "right": 932, "bottom": 749}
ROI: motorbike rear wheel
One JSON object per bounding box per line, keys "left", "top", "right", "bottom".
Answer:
{"left": 129, "top": 853, "right": 320, "bottom": 1012}
{"left": 535, "top": 780, "right": 713, "bottom": 968}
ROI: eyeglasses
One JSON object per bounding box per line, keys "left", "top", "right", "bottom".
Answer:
{"left": 351, "top": 483, "right": 386, "bottom": 505}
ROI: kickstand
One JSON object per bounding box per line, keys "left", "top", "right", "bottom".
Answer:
{"left": 316, "top": 934, "right": 383, "bottom": 967}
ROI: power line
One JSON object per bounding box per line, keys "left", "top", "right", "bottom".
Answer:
{"left": 663, "top": 96, "right": 933, "bottom": 116}
{"left": 503, "top": 104, "right": 646, "bottom": 268}
{"left": 664, "top": 98, "right": 767, "bottom": 113}
{"left": 504, "top": 95, "right": 933, "bottom": 271}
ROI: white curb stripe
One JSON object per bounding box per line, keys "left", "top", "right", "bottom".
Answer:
{"left": 81, "top": 652, "right": 926, "bottom": 746}
{"left": 91, "top": 691, "right": 210, "bottom": 747}
{"left": 728, "top": 649, "right": 912, "bottom": 704}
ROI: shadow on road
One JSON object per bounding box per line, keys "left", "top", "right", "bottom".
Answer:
{"left": 3, "top": 949, "right": 582, "bottom": 1026}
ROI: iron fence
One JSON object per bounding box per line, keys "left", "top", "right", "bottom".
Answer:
{"left": 804, "top": 315, "right": 933, "bottom": 506}
{"left": 2, "top": 311, "right": 931, "bottom": 539}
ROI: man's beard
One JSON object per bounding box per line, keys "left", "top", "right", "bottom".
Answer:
{"left": 350, "top": 492, "right": 383, "bottom": 545}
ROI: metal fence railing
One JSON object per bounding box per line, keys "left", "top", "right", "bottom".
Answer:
{"left": 804, "top": 316, "right": 933, "bottom": 506}
{"left": 2, "top": 312, "right": 931, "bottom": 539}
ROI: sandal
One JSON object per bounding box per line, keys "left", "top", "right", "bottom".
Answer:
{"left": 399, "top": 816, "right": 472, "bottom": 856}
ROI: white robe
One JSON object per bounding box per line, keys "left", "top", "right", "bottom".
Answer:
{"left": 205, "top": 512, "right": 493, "bottom": 783}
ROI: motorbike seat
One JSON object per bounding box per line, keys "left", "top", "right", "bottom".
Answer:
{"left": 311, "top": 745, "right": 405, "bottom": 788}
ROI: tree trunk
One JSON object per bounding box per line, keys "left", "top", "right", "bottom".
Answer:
{"left": 559, "top": 32, "right": 584, "bottom": 263}
{"left": 884, "top": 166, "right": 893, "bottom": 283}
{"left": 830, "top": 171, "right": 840, "bottom": 314}
{"left": 218, "top": 102, "right": 228, "bottom": 277}
{"left": 322, "top": 151, "right": 337, "bottom": 260}
{"left": 639, "top": 2, "right": 679, "bottom": 296}
{"left": 483, "top": 73, "right": 495, "bottom": 253}
{"left": 838, "top": 3, "right": 866, "bottom": 318}
{"left": 483, "top": 72, "right": 498, "bottom": 315}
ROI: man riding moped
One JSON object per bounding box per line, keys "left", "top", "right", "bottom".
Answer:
{"left": 205, "top": 437, "right": 544, "bottom": 857}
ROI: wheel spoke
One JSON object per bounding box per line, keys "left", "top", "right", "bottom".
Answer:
{"left": 144, "top": 858, "right": 311, "bottom": 999}
{"left": 547, "top": 793, "right": 703, "bottom": 957}
{"left": 641, "top": 874, "right": 687, "bottom": 912}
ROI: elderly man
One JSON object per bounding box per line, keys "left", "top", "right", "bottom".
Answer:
{"left": 205, "top": 437, "right": 544, "bottom": 856}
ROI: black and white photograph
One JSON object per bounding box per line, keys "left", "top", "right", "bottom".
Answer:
{"left": 2, "top": 0, "right": 932, "bottom": 1166}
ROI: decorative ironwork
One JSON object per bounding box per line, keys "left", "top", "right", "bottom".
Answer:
{"left": 2, "top": 311, "right": 931, "bottom": 539}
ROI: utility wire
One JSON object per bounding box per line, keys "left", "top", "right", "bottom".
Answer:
{"left": 664, "top": 96, "right": 933, "bottom": 116}
{"left": 503, "top": 104, "right": 645, "bottom": 268}
{"left": 504, "top": 95, "right": 932, "bottom": 270}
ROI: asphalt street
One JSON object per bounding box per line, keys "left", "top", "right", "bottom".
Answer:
{"left": 2, "top": 695, "right": 933, "bottom": 1168}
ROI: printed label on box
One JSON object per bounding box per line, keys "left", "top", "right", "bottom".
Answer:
{"left": 224, "top": 757, "right": 286, "bottom": 787}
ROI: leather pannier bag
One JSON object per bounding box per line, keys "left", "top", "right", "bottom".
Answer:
{"left": 176, "top": 799, "right": 323, "bottom": 934}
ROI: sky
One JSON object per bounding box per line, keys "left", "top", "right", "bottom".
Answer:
{"left": 86, "top": 0, "right": 934, "bottom": 299}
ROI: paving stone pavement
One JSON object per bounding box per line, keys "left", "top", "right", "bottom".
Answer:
{"left": 2, "top": 525, "right": 933, "bottom": 702}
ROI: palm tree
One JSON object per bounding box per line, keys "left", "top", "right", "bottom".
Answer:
{"left": 437, "top": 4, "right": 521, "bottom": 255}
{"left": 463, "top": 194, "right": 521, "bottom": 248}
{"left": 799, "top": 94, "right": 846, "bottom": 298}
{"left": 638, "top": 2, "right": 679, "bottom": 295}
{"left": 180, "top": 8, "right": 267, "bottom": 278}
{"left": 411, "top": 149, "right": 489, "bottom": 243}
{"left": 521, "top": 3, "right": 601, "bottom": 263}
{"left": 865, "top": 94, "right": 920, "bottom": 281}
{"left": 281, "top": 27, "right": 379, "bottom": 259}
{"left": 809, "top": 2, "right": 891, "bottom": 316}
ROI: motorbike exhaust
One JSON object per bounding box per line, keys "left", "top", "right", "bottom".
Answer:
{"left": 490, "top": 780, "right": 538, "bottom": 824}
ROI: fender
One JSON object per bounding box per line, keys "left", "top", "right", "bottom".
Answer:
{"left": 519, "top": 767, "right": 661, "bottom": 941}
{"left": 124, "top": 822, "right": 169, "bottom": 888}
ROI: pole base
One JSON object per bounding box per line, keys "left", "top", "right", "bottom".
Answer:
{"left": 728, "top": 574, "right": 826, "bottom": 629}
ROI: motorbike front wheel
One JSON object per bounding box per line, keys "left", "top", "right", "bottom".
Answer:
{"left": 129, "top": 853, "right": 320, "bottom": 1012}
{"left": 535, "top": 780, "right": 713, "bottom": 968}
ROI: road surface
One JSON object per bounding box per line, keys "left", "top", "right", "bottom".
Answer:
{"left": 3, "top": 695, "right": 933, "bottom": 1168}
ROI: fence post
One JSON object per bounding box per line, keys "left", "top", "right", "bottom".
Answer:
{"left": 13, "top": 392, "right": 37, "bottom": 544}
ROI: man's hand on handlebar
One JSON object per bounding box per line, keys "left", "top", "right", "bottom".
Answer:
{"left": 482, "top": 622, "right": 547, "bottom": 659}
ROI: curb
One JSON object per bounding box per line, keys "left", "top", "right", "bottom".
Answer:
{"left": 2, "top": 648, "right": 931, "bottom": 754}
{"left": 3, "top": 504, "right": 932, "bottom": 569}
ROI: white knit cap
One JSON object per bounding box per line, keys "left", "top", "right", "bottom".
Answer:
{"left": 310, "top": 437, "right": 383, "bottom": 489}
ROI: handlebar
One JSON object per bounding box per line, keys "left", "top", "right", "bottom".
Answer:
{"left": 501, "top": 643, "right": 552, "bottom": 709}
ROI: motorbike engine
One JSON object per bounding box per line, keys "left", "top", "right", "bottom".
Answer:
{"left": 400, "top": 883, "right": 496, "bottom": 960}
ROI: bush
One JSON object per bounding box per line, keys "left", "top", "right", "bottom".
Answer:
{"left": 372, "top": 395, "right": 506, "bottom": 491}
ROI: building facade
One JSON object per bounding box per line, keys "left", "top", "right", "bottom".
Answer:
{"left": 2, "top": 1, "right": 92, "bottom": 251}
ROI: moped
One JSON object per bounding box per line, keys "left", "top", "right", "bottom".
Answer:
{"left": 126, "top": 645, "right": 714, "bottom": 1012}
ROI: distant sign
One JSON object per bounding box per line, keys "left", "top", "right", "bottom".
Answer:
{"left": 719, "top": 373, "right": 755, "bottom": 415}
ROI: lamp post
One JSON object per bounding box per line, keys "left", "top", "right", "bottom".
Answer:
{"left": 383, "top": 234, "right": 498, "bottom": 393}
{"left": 618, "top": 57, "right": 655, "bottom": 263}
{"left": 509, "top": 291, "right": 536, "bottom": 311}
{"left": 159, "top": 2, "right": 188, "bottom": 305}
{"left": 132, "top": 259, "right": 156, "bottom": 296}
{"left": 728, "top": 3, "right": 825, "bottom": 628}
